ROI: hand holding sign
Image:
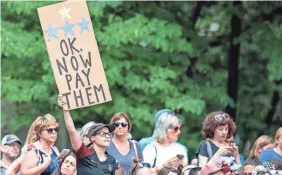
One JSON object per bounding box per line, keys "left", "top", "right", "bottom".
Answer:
{"left": 38, "top": 0, "right": 111, "bottom": 110}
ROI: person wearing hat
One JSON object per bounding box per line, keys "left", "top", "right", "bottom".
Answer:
{"left": 0, "top": 134, "right": 23, "bottom": 175}
{"left": 58, "top": 95, "right": 116, "bottom": 175}
{"left": 138, "top": 109, "right": 189, "bottom": 158}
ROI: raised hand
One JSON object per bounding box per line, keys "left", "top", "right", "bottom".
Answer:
{"left": 57, "top": 95, "right": 67, "bottom": 110}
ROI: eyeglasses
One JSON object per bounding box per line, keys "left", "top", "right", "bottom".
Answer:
{"left": 97, "top": 132, "right": 112, "bottom": 138}
{"left": 44, "top": 127, "right": 59, "bottom": 134}
{"left": 137, "top": 162, "right": 151, "bottom": 168}
{"left": 214, "top": 113, "right": 230, "bottom": 122}
{"left": 114, "top": 122, "right": 128, "bottom": 128}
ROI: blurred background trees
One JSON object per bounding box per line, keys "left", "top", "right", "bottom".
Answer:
{"left": 1, "top": 1, "right": 282, "bottom": 159}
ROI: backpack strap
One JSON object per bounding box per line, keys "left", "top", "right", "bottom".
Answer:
{"left": 205, "top": 141, "right": 213, "bottom": 160}
{"left": 131, "top": 140, "right": 139, "bottom": 160}
{"left": 152, "top": 144, "right": 157, "bottom": 168}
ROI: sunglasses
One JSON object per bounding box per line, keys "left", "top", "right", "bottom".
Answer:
{"left": 114, "top": 122, "right": 128, "bottom": 128}
{"left": 171, "top": 126, "right": 181, "bottom": 132}
{"left": 44, "top": 127, "right": 59, "bottom": 134}
{"left": 214, "top": 113, "right": 230, "bottom": 122}
{"left": 97, "top": 131, "right": 112, "bottom": 138}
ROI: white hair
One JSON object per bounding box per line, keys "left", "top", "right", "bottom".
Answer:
{"left": 153, "top": 113, "right": 180, "bottom": 143}
{"left": 79, "top": 121, "right": 96, "bottom": 137}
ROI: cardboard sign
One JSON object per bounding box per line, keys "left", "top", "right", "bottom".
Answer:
{"left": 38, "top": 0, "right": 112, "bottom": 110}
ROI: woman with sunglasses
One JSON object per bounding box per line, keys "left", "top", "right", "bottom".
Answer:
{"left": 143, "top": 111, "right": 187, "bottom": 174}
{"left": 58, "top": 95, "right": 116, "bottom": 175}
{"left": 107, "top": 112, "right": 143, "bottom": 175}
{"left": 20, "top": 114, "right": 60, "bottom": 175}
{"left": 196, "top": 111, "right": 239, "bottom": 168}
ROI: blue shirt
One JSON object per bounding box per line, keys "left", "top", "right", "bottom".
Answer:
{"left": 138, "top": 136, "right": 189, "bottom": 160}
{"left": 259, "top": 148, "right": 282, "bottom": 164}
{"left": 107, "top": 140, "right": 143, "bottom": 175}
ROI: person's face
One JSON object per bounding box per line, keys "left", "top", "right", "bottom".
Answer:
{"left": 243, "top": 165, "right": 255, "bottom": 175}
{"left": 226, "top": 135, "right": 234, "bottom": 145}
{"left": 92, "top": 127, "right": 111, "bottom": 148}
{"left": 113, "top": 117, "right": 129, "bottom": 136}
{"left": 60, "top": 155, "right": 77, "bottom": 175}
{"left": 3, "top": 142, "right": 21, "bottom": 161}
{"left": 214, "top": 124, "right": 229, "bottom": 142}
{"left": 40, "top": 124, "right": 58, "bottom": 143}
{"left": 167, "top": 121, "right": 181, "bottom": 142}
{"left": 276, "top": 135, "right": 282, "bottom": 151}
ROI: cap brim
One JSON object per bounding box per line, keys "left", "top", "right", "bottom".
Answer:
{"left": 106, "top": 124, "right": 115, "bottom": 133}
{"left": 6, "top": 139, "right": 23, "bottom": 145}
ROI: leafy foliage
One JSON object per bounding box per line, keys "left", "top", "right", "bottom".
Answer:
{"left": 1, "top": 1, "right": 282, "bottom": 157}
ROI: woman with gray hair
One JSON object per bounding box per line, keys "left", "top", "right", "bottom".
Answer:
{"left": 79, "top": 121, "right": 95, "bottom": 147}
{"left": 142, "top": 111, "right": 187, "bottom": 174}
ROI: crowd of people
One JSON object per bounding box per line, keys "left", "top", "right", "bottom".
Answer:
{"left": 0, "top": 95, "right": 281, "bottom": 175}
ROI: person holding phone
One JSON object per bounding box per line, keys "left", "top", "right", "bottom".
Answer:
{"left": 58, "top": 95, "right": 116, "bottom": 175}
{"left": 196, "top": 112, "right": 240, "bottom": 169}
{"left": 143, "top": 112, "right": 187, "bottom": 174}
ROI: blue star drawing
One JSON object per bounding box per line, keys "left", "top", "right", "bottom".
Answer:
{"left": 44, "top": 25, "right": 59, "bottom": 40}
{"left": 61, "top": 21, "right": 75, "bottom": 36}
{"left": 77, "top": 17, "right": 90, "bottom": 33}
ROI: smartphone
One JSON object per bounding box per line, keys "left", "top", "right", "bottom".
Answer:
{"left": 176, "top": 154, "right": 184, "bottom": 160}
{"left": 57, "top": 149, "right": 70, "bottom": 161}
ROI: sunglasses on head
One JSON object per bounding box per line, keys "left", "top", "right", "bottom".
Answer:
{"left": 45, "top": 127, "right": 59, "bottom": 134}
{"left": 214, "top": 113, "right": 230, "bottom": 122}
{"left": 97, "top": 131, "right": 112, "bottom": 138}
{"left": 114, "top": 122, "right": 128, "bottom": 128}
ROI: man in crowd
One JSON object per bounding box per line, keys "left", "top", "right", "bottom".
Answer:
{"left": 0, "top": 134, "right": 22, "bottom": 175}
{"left": 139, "top": 109, "right": 189, "bottom": 159}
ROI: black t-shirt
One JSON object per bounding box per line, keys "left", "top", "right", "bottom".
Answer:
{"left": 75, "top": 144, "right": 116, "bottom": 175}
{"left": 198, "top": 141, "right": 219, "bottom": 158}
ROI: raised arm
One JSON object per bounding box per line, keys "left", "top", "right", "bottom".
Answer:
{"left": 58, "top": 95, "right": 82, "bottom": 152}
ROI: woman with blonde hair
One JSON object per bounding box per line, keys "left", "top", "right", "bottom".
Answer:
{"left": 20, "top": 114, "right": 60, "bottom": 175}
{"left": 243, "top": 135, "right": 274, "bottom": 174}
{"left": 143, "top": 111, "right": 187, "bottom": 174}
{"left": 259, "top": 127, "right": 282, "bottom": 166}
